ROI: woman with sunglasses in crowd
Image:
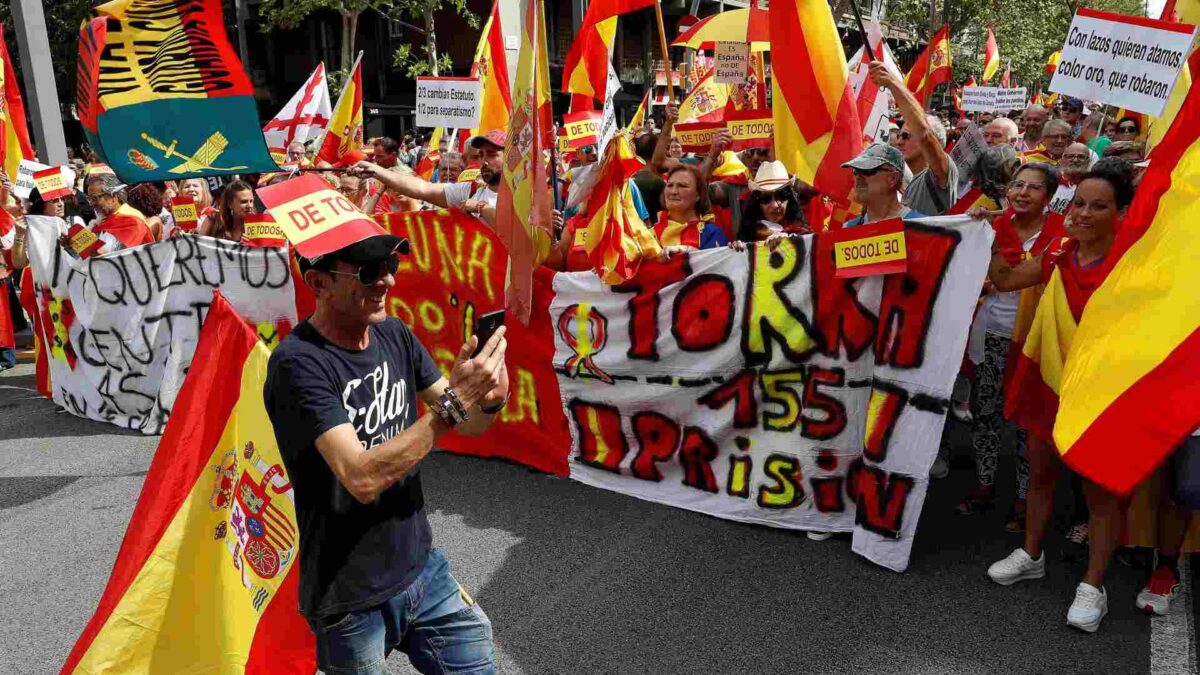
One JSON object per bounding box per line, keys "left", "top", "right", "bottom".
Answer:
{"left": 729, "top": 161, "right": 809, "bottom": 252}
{"left": 960, "top": 164, "right": 1066, "bottom": 534}
{"left": 983, "top": 159, "right": 1135, "bottom": 633}
{"left": 1114, "top": 116, "right": 1142, "bottom": 142}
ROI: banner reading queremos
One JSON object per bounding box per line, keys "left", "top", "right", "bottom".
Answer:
{"left": 24, "top": 216, "right": 297, "bottom": 434}
{"left": 550, "top": 218, "right": 992, "bottom": 571}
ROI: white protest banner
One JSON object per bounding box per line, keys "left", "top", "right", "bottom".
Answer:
{"left": 15, "top": 159, "right": 76, "bottom": 200}
{"left": 415, "top": 76, "right": 483, "bottom": 129}
{"left": 1050, "top": 8, "right": 1198, "bottom": 117}
{"left": 598, "top": 63, "right": 622, "bottom": 155}
{"left": 714, "top": 41, "right": 751, "bottom": 85}
{"left": 949, "top": 122, "right": 987, "bottom": 194}
{"left": 551, "top": 218, "right": 992, "bottom": 571}
{"left": 995, "top": 87, "right": 1028, "bottom": 112}
{"left": 24, "top": 217, "right": 298, "bottom": 434}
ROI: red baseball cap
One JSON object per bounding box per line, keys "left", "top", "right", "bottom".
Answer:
{"left": 467, "top": 130, "right": 507, "bottom": 150}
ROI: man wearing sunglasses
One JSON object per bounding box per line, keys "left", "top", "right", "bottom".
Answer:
{"left": 868, "top": 62, "right": 958, "bottom": 216}
{"left": 264, "top": 228, "right": 508, "bottom": 674}
{"left": 840, "top": 143, "right": 926, "bottom": 227}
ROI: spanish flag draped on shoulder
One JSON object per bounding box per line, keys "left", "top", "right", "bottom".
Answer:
{"left": 497, "top": 0, "right": 554, "bottom": 324}
{"left": 61, "top": 292, "right": 314, "bottom": 674}
{"left": 317, "top": 52, "right": 365, "bottom": 165}
{"left": 468, "top": 0, "right": 513, "bottom": 141}
{"left": 1051, "top": 81, "right": 1200, "bottom": 496}
{"left": 75, "top": 0, "right": 277, "bottom": 184}
{"left": 0, "top": 29, "right": 33, "bottom": 182}
{"left": 904, "top": 24, "right": 952, "bottom": 106}
{"left": 562, "top": 0, "right": 655, "bottom": 109}
{"left": 770, "top": 0, "right": 864, "bottom": 204}
{"left": 580, "top": 134, "right": 662, "bottom": 283}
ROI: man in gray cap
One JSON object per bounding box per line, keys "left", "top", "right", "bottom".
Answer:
{"left": 841, "top": 143, "right": 927, "bottom": 227}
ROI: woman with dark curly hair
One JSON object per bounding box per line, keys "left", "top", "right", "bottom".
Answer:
{"left": 125, "top": 183, "right": 167, "bottom": 241}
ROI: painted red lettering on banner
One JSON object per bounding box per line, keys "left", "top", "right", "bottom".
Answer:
{"left": 672, "top": 274, "right": 735, "bottom": 351}
{"left": 847, "top": 459, "right": 914, "bottom": 538}
{"left": 569, "top": 400, "right": 628, "bottom": 473}
{"left": 864, "top": 385, "right": 907, "bottom": 463}
{"left": 757, "top": 454, "right": 806, "bottom": 509}
{"left": 811, "top": 235, "right": 878, "bottom": 360}
{"left": 801, "top": 367, "right": 847, "bottom": 440}
{"left": 614, "top": 256, "right": 690, "bottom": 360}
{"left": 876, "top": 226, "right": 958, "bottom": 368}
{"left": 631, "top": 411, "right": 681, "bottom": 481}
{"left": 698, "top": 369, "right": 758, "bottom": 428}
{"left": 679, "top": 426, "right": 720, "bottom": 493}
{"left": 811, "top": 477, "right": 846, "bottom": 513}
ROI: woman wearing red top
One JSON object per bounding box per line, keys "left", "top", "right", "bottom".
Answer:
{"left": 983, "top": 160, "right": 1135, "bottom": 633}
{"left": 958, "top": 163, "right": 1066, "bottom": 529}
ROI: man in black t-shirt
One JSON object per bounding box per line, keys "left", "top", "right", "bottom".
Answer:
{"left": 264, "top": 231, "right": 508, "bottom": 675}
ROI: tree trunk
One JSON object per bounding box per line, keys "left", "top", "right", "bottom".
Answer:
{"left": 425, "top": 1, "right": 439, "bottom": 76}
{"left": 341, "top": 11, "right": 360, "bottom": 75}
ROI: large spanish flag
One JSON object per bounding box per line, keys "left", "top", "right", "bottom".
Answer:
{"left": 1051, "top": 79, "right": 1200, "bottom": 496}
{"left": 497, "top": 0, "right": 554, "bottom": 324}
{"left": 580, "top": 134, "right": 662, "bottom": 283}
{"left": 75, "top": 0, "right": 276, "bottom": 184}
{"left": 562, "top": 0, "right": 654, "bottom": 107}
{"left": 981, "top": 28, "right": 1000, "bottom": 84}
{"left": 678, "top": 69, "right": 730, "bottom": 122}
{"left": 904, "top": 24, "right": 952, "bottom": 105}
{"left": 61, "top": 291, "right": 314, "bottom": 674}
{"left": 317, "top": 52, "right": 364, "bottom": 165}
{"left": 770, "top": 0, "right": 864, "bottom": 203}
{"left": 468, "top": 0, "right": 512, "bottom": 138}
{"left": 1146, "top": 0, "right": 1197, "bottom": 153}
{"left": 0, "top": 30, "right": 33, "bottom": 182}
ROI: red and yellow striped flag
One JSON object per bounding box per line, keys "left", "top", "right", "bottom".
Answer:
{"left": 580, "top": 134, "right": 662, "bottom": 283}
{"left": 1044, "top": 51, "right": 1062, "bottom": 76}
{"left": 904, "top": 24, "right": 952, "bottom": 105}
{"left": 982, "top": 28, "right": 1000, "bottom": 85}
{"left": 317, "top": 52, "right": 364, "bottom": 165}
{"left": 62, "top": 292, "right": 314, "bottom": 674}
{"left": 1146, "top": 0, "right": 1197, "bottom": 153}
{"left": 770, "top": 0, "right": 864, "bottom": 203}
{"left": 468, "top": 0, "right": 512, "bottom": 137}
{"left": 1051, "top": 82, "right": 1200, "bottom": 496}
{"left": 624, "top": 90, "right": 650, "bottom": 133}
{"left": 562, "top": 0, "right": 654, "bottom": 107}
{"left": 0, "top": 29, "right": 33, "bottom": 182}
{"left": 497, "top": 0, "right": 554, "bottom": 324}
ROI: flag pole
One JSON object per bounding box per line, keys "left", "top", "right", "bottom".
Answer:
{"left": 848, "top": 0, "right": 876, "bottom": 62}
{"left": 654, "top": 0, "right": 675, "bottom": 101}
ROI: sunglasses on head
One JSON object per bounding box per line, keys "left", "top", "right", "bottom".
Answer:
{"left": 325, "top": 252, "right": 402, "bottom": 285}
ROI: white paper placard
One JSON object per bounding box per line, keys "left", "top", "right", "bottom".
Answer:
{"left": 961, "top": 86, "right": 1028, "bottom": 113}
{"left": 714, "top": 41, "right": 751, "bottom": 85}
{"left": 415, "top": 77, "right": 483, "bottom": 129}
{"left": 1049, "top": 8, "right": 1198, "bottom": 117}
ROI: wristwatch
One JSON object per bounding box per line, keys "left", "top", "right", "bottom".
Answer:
{"left": 480, "top": 394, "right": 509, "bottom": 415}
{"left": 430, "top": 388, "right": 469, "bottom": 427}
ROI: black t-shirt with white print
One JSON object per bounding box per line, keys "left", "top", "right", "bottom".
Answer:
{"left": 264, "top": 317, "right": 443, "bottom": 619}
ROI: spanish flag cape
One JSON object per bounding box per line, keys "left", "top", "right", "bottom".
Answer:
{"left": 94, "top": 203, "right": 155, "bottom": 249}
{"left": 1004, "top": 239, "right": 1106, "bottom": 444}
{"left": 653, "top": 212, "right": 715, "bottom": 248}
{"left": 1020, "top": 146, "right": 1056, "bottom": 165}
{"left": 62, "top": 292, "right": 314, "bottom": 674}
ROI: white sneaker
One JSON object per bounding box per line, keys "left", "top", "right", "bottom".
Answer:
{"left": 1067, "top": 583, "right": 1108, "bottom": 633}
{"left": 807, "top": 531, "right": 833, "bottom": 541}
{"left": 1136, "top": 566, "right": 1181, "bottom": 616}
{"left": 987, "top": 548, "right": 1045, "bottom": 586}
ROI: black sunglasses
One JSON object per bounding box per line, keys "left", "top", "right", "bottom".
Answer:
{"left": 326, "top": 253, "right": 402, "bottom": 285}
{"left": 1118, "top": 125, "right": 1138, "bottom": 132}
{"left": 756, "top": 188, "right": 794, "bottom": 204}
{"left": 852, "top": 166, "right": 888, "bottom": 177}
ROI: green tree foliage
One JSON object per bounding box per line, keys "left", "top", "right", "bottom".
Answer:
{"left": 883, "top": 0, "right": 1146, "bottom": 89}
{"left": 0, "top": 0, "right": 95, "bottom": 111}
{"left": 258, "top": 0, "right": 395, "bottom": 79}
{"left": 388, "top": 0, "right": 481, "bottom": 78}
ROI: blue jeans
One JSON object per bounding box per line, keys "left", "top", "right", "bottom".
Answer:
{"left": 308, "top": 548, "right": 496, "bottom": 674}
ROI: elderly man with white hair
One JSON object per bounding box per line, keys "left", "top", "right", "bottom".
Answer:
{"left": 868, "top": 62, "right": 958, "bottom": 215}
{"left": 983, "top": 117, "right": 1020, "bottom": 147}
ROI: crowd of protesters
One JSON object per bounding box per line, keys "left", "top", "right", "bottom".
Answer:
{"left": 0, "top": 72, "right": 1184, "bottom": 638}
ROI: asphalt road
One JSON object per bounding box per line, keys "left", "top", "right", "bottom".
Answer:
{"left": 1, "top": 361, "right": 1192, "bottom": 675}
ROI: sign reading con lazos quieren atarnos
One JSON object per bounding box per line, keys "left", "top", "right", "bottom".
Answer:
{"left": 1049, "top": 8, "right": 1198, "bottom": 117}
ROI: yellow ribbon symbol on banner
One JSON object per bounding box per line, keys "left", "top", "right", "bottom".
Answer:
{"left": 557, "top": 303, "right": 613, "bottom": 384}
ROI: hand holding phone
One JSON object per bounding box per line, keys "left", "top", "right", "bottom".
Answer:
{"left": 471, "top": 309, "right": 506, "bottom": 358}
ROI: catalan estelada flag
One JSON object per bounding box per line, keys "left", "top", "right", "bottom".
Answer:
{"left": 562, "top": 0, "right": 654, "bottom": 107}
{"left": 981, "top": 28, "right": 1000, "bottom": 84}
{"left": 0, "top": 29, "right": 32, "bottom": 183}
{"left": 75, "top": 0, "right": 276, "bottom": 184}
{"left": 497, "top": 0, "right": 554, "bottom": 324}
{"left": 904, "top": 24, "right": 952, "bottom": 105}
{"left": 317, "top": 52, "right": 365, "bottom": 165}
{"left": 580, "top": 134, "right": 662, "bottom": 283}
{"left": 469, "top": 0, "right": 512, "bottom": 138}
{"left": 770, "top": 0, "right": 864, "bottom": 204}
{"left": 61, "top": 291, "right": 314, "bottom": 674}
{"left": 1050, "top": 81, "right": 1200, "bottom": 496}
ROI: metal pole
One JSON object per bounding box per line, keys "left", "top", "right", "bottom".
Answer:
{"left": 234, "top": 0, "right": 251, "bottom": 66}
{"left": 10, "top": 0, "right": 67, "bottom": 165}
{"left": 848, "top": 0, "right": 876, "bottom": 62}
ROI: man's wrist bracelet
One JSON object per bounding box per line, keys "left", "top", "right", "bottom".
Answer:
{"left": 431, "top": 387, "right": 470, "bottom": 427}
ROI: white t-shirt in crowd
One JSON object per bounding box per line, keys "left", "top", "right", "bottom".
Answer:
{"left": 1049, "top": 182, "right": 1076, "bottom": 215}
{"left": 443, "top": 182, "right": 498, "bottom": 211}
{"left": 975, "top": 229, "right": 1041, "bottom": 339}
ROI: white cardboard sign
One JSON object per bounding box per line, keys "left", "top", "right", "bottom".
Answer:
{"left": 961, "top": 86, "right": 1028, "bottom": 113}
{"left": 415, "top": 77, "right": 483, "bottom": 129}
{"left": 1049, "top": 8, "right": 1198, "bottom": 117}
{"left": 714, "top": 41, "right": 751, "bottom": 85}
{"left": 15, "top": 159, "right": 76, "bottom": 200}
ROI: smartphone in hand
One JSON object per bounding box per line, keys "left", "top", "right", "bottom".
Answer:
{"left": 471, "top": 309, "right": 506, "bottom": 358}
